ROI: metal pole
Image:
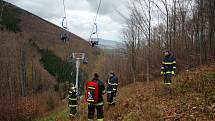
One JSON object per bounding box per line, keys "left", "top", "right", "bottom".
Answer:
{"left": 75, "top": 59, "right": 80, "bottom": 95}
{"left": 70, "top": 53, "right": 86, "bottom": 96}
{"left": 70, "top": 72, "right": 73, "bottom": 85}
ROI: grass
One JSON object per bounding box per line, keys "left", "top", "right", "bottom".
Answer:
{"left": 122, "top": 112, "right": 140, "bottom": 121}
{"left": 37, "top": 62, "right": 215, "bottom": 121}
{"left": 37, "top": 106, "right": 69, "bottom": 121}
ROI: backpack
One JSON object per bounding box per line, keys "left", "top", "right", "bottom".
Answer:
{"left": 86, "top": 81, "right": 99, "bottom": 103}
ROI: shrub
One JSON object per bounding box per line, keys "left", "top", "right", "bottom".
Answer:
{"left": 0, "top": 1, "right": 22, "bottom": 32}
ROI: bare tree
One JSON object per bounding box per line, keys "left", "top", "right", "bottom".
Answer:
{"left": 19, "top": 46, "right": 27, "bottom": 96}
{"left": 123, "top": 14, "right": 138, "bottom": 83}
{"left": 120, "top": 0, "right": 215, "bottom": 84}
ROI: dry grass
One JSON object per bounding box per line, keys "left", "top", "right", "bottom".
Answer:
{"left": 39, "top": 61, "right": 215, "bottom": 121}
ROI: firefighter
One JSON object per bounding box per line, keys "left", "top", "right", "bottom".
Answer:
{"left": 107, "top": 72, "right": 118, "bottom": 105}
{"left": 68, "top": 85, "right": 78, "bottom": 118}
{"left": 161, "top": 51, "right": 176, "bottom": 85}
{"left": 87, "top": 73, "right": 105, "bottom": 121}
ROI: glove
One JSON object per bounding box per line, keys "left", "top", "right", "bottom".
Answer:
{"left": 171, "top": 71, "right": 175, "bottom": 75}
{"left": 161, "top": 71, "right": 164, "bottom": 75}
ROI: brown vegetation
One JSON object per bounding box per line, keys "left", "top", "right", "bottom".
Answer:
{"left": 41, "top": 61, "right": 215, "bottom": 121}
{"left": 0, "top": 1, "right": 99, "bottom": 120}
{"left": 99, "top": 0, "right": 215, "bottom": 86}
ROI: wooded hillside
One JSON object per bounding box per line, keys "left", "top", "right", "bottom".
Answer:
{"left": 0, "top": 1, "right": 100, "bottom": 120}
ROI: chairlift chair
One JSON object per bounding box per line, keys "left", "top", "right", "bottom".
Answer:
{"left": 83, "top": 57, "right": 88, "bottom": 64}
{"left": 60, "top": 17, "right": 69, "bottom": 42}
{"left": 60, "top": 32, "right": 69, "bottom": 42}
{"left": 90, "top": 38, "right": 99, "bottom": 47}
{"left": 89, "top": 23, "right": 99, "bottom": 47}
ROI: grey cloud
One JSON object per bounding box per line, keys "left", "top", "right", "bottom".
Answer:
{"left": 4, "top": 0, "right": 128, "bottom": 41}
{"left": 65, "top": 0, "right": 91, "bottom": 11}
{"left": 87, "top": 0, "right": 120, "bottom": 14}
{"left": 86, "top": 0, "right": 128, "bottom": 23}
{"left": 5, "top": 0, "right": 63, "bottom": 19}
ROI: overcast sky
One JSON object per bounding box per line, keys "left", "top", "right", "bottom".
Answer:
{"left": 5, "top": 0, "right": 129, "bottom": 41}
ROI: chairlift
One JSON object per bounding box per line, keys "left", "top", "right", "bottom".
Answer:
{"left": 60, "top": 33, "right": 69, "bottom": 42}
{"left": 60, "top": 17, "right": 69, "bottom": 42}
{"left": 90, "top": 37, "right": 99, "bottom": 47}
{"left": 89, "top": 23, "right": 99, "bottom": 47}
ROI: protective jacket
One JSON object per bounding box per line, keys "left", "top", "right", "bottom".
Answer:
{"left": 87, "top": 78, "right": 105, "bottom": 121}
{"left": 68, "top": 86, "right": 77, "bottom": 116}
{"left": 88, "top": 78, "right": 105, "bottom": 104}
{"left": 107, "top": 75, "right": 118, "bottom": 95}
{"left": 161, "top": 55, "right": 176, "bottom": 75}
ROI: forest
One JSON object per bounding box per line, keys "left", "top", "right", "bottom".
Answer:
{"left": 101, "top": 0, "right": 215, "bottom": 85}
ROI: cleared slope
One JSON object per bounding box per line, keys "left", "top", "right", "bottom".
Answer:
{"left": 107, "top": 62, "right": 215, "bottom": 121}
{"left": 38, "top": 61, "right": 215, "bottom": 121}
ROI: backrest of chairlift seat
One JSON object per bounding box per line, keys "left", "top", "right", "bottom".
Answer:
{"left": 60, "top": 33, "right": 70, "bottom": 42}
{"left": 90, "top": 40, "right": 98, "bottom": 44}
{"left": 95, "top": 41, "right": 99, "bottom": 45}
{"left": 90, "top": 42, "right": 96, "bottom": 47}
{"left": 60, "top": 35, "right": 65, "bottom": 40}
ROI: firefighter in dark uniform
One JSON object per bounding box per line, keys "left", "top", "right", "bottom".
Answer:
{"left": 68, "top": 85, "right": 78, "bottom": 118}
{"left": 88, "top": 73, "right": 105, "bottom": 121}
{"left": 161, "top": 51, "right": 176, "bottom": 84}
{"left": 107, "top": 72, "right": 118, "bottom": 105}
